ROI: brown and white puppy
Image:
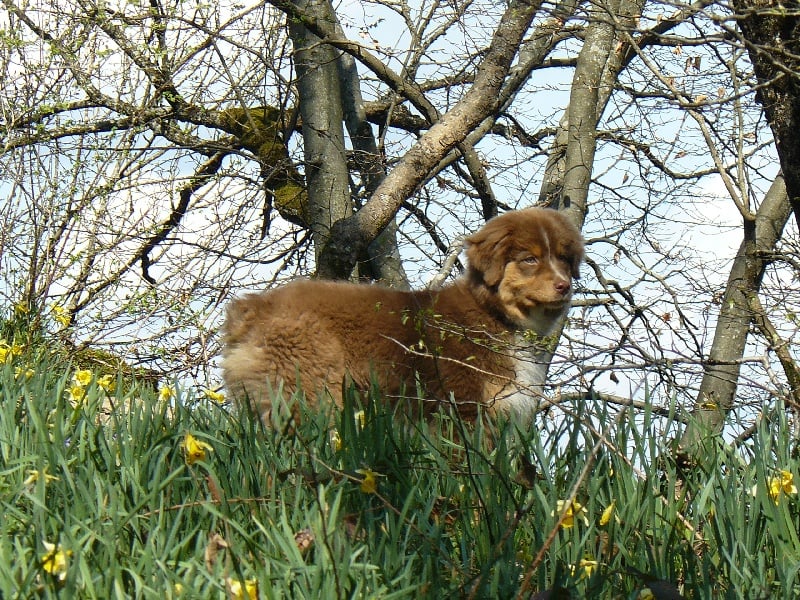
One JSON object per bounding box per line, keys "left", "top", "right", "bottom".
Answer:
{"left": 222, "top": 207, "right": 583, "bottom": 423}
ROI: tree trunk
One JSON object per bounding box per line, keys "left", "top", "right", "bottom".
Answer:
{"left": 288, "top": 0, "right": 351, "bottom": 266}
{"left": 541, "top": 0, "right": 643, "bottom": 214}
{"left": 678, "top": 176, "right": 792, "bottom": 454}
{"left": 534, "top": 0, "right": 643, "bottom": 402}
{"left": 557, "top": 1, "right": 619, "bottom": 224}
{"left": 334, "top": 29, "right": 408, "bottom": 288}
{"left": 733, "top": 0, "right": 800, "bottom": 231}
{"left": 315, "top": 0, "right": 542, "bottom": 279}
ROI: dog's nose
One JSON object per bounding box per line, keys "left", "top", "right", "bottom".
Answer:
{"left": 554, "top": 280, "right": 570, "bottom": 296}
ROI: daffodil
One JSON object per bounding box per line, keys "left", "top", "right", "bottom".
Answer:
{"left": 15, "top": 366, "right": 35, "bottom": 379}
{"left": 24, "top": 467, "right": 59, "bottom": 486}
{"left": 73, "top": 369, "right": 93, "bottom": 386}
{"left": 67, "top": 384, "right": 86, "bottom": 407}
{"left": 551, "top": 499, "right": 589, "bottom": 529}
{"left": 51, "top": 304, "right": 71, "bottom": 327}
{"left": 0, "top": 340, "right": 22, "bottom": 362}
{"left": 354, "top": 410, "right": 366, "bottom": 429}
{"left": 356, "top": 468, "right": 382, "bottom": 494}
{"left": 767, "top": 470, "right": 797, "bottom": 504}
{"left": 182, "top": 433, "right": 213, "bottom": 465}
{"left": 599, "top": 500, "right": 616, "bottom": 526}
{"left": 331, "top": 410, "right": 367, "bottom": 450}
{"left": 41, "top": 541, "right": 72, "bottom": 581}
{"left": 569, "top": 558, "right": 598, "bottom": 579}
{"left": 14, "top": 301, "right": 29, "bottom": 315}
{"left": 751, "top": 469, "right": 798, "bottom": 505}
{"left": 159, "top": 386, "right": 176, "bottom": 402}
{"left": 330, "top": 429, "right": 342, "bottom": 452}
{"left": 97, "top": 374, "right": 116, "bottom": 392}
{"left": 226, "top": 577, "right": 258, "bottom": 600}
{"left": 204, "top": 388, "right": 225, "bottom": 403}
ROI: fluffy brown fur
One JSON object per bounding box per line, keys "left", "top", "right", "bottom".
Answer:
{"left": 222, "top": 207, "right": 583, "bottom": 423}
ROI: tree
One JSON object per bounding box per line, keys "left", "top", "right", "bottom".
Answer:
{"left": 297, "top": 0, "right": 543, "bottom": 278}
{"left": 0, "top": 0, "right": 797, "bottom": 453}
{"left": 733, "top": 0, "right": 800, "bottom": 232}
{"left": 678, "top": 2, "right": 800, "bottom": 454}
{"left": 288, "top": 0, "right": 351, "bottom": 264}
{"left": 679, "top": 176, "right": 794, "bottom": 453}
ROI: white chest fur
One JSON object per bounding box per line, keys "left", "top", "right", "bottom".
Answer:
{"left": 490, "top": 333, "right": 551, "bottom": 421}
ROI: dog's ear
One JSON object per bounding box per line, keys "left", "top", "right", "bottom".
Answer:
{"left": 568, "top": 240, "right": 584, "bottom": 279}
{"left": 550, "top": 212, "right": 584, "bottom": 279}
{"left": 465, "top": 222, "right": 511, "bottom": 287}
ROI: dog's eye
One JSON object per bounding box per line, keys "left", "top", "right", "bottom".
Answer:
{"left": 521, "top": 256, "right": 539, "bottom": 265}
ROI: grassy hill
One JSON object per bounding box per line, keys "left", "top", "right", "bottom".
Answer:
{"left": 0, "top": 349, "right": 798, "bottom": 598}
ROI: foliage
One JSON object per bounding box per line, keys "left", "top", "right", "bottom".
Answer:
{"left": 0, "top": 304, "right": 159, "bottom": 393}
{"left": 1, "top": 351, "right": 798, "bottom": 598}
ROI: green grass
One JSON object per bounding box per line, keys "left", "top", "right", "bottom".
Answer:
{"left": 0, "top": 351, "right": 798, "bottom": 598}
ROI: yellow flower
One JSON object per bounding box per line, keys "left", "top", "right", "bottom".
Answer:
{"left": 767, "top": 470, "right": 797, "bottom": 504}
{"left": 356, "top": 468, "right": 382, "bottom": 494}
{"left": 226, "top": 577, "right": 258, "bottom": 600}
{"left": 173, "top": 583, "right": 184, "bottom": 595}
{"left": 15, "top": 366, "right": 35, "bottom": 379}
{"left": 182, "top": 433, "right": 213, "bottom": 465}
{"left": 0, "top": 341, "right": 12, "bottom": 362}
{"left": 97, "top": 374, "right": 116, "bottom": 392}
{"left": 354, "top": 410, "right": 366, "bottom": 429}
{"left": 51, "top": 304, "right": 71, "bottom": 327}
{"left": 41, "top": 541, "right": 72, "bottom": 581}
{"left": 14, "top": 301, "right": 29, "bottom": 315}
{"left": 67, "top": 384, "right": 86, "bottom": 407}
{"left": 24, "top": 467, "right": 59, "bottom": 486}
{"left": 638, "top": 588, "right": 655, "bottom": 600}
{"left": 569, "top": 558, "right": 598, "bottom": 579}
{"left": 0, "top": 340, "right": 23, "bottom": 362}
{"left": 752, "top": 470, "right": 798, "bottom": 505}
{"left": 330, "top": 429, "right": 342, "bottom": 452}
{"left": 203, "top": 388, "right": 225, "bottom": 403}
{"left": 73, "top": 369, "right": 93, "bottom": 386}
{"left": 599, "top": 500, "right": 616, "bottom": 526}
{"left": 551, "top": 499, "right": 589, "bottom": 529}
{"left": 159, "top": 386, "right": 176, "bottom": 402}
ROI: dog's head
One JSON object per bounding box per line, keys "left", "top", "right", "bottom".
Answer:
{"left": 465, "top": 207, "right": 584, "bottom": 331}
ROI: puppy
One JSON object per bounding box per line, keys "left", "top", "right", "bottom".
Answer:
{"left": 222, "top": 207, "right": 583, "bottom": 423}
